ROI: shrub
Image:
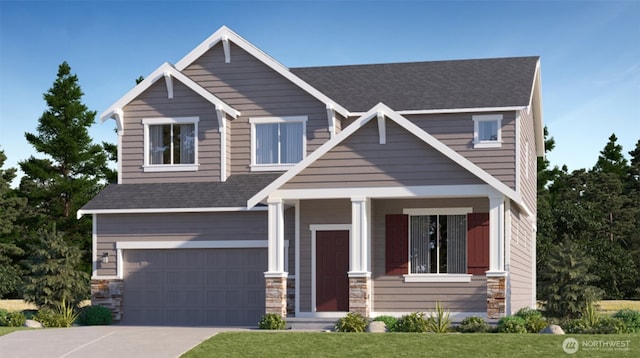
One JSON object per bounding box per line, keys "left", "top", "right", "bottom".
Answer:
{"left": 35, "top": 299, "right": 80, "bottom": 328}
{"left": 564, "top": 316, "right": 628, "bottom": 334}
{"left": 395, "top": 312, "right": 429, "bottom": 333}
{"left": 457, "top": 316, "right": 490, "bottom": 333}
{"left": 0, "top": 309, "right": 8, "bottom": 326}
{"left": 0, "top": 311, "right": 26, "bottom": 327}
{"left": 497, "top": 316, "right": 527, "bottom": 333}
{"left": 613, "top": 309, "right": 640, "bottom": 333}
{"left": 372, "top": 315, "right": 397, "bottom": 332}
{"left": 79, "top": 305, "right": 112, "bottom": 326}
{"left": 257, "top": 313, "right": 286, "bottom": 330}
{"left": 514, "top": 307, "right": 547, "bottom": 333}
{"left": 334, "top": 312, "right": 368, "bottom": 332}
{"left": 427, "top": 301, "right": 451, "bottom": 333}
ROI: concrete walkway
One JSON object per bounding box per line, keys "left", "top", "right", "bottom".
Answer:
{"left": 0, "top": 325, "right": 247, "bottom": 358}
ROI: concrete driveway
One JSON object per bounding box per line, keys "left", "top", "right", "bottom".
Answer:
{"left": 0, "top": 325, "right": 247, "bottom": 358}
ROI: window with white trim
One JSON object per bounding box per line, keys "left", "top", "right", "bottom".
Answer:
{"left": 143, "top": 117, "right": 199, "bottom": 172}
{"left": 409, "top": 214, "right": 467, "bottom": 274}
{"left": 250, "top": 116, "right": 307, "bottom": 171}
{"left": 473, "top": 114, "right": 503, "bottom": 148}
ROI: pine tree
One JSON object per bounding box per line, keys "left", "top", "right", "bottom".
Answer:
{"left": 539, "top": 240, "right": 602, "bottom": 319}
{"left": 18, "top": 62, "right": 112, "bottom": 271}
{"left": 0, "top": 149, "right": 26, "bottom": 297}
{"left": 593, "top": 133, "right": 628, "bottom": 179}
{"left": 22, "top": 225, "right": 89, "bottom": 308}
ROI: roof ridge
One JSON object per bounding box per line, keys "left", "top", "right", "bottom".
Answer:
{"left": 290, "top": 56, "right": 540, "bottom": 70}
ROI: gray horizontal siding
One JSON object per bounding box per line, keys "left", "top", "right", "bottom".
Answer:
{"left": 121, "top": 80, "right": 221, "bottom": 184}
{"left": 405, "top": 112, "right": 517, "bottom": 189}
{"left": 181, "top": 42, "right": 331, "bottom": 175}
{"left": 373, "top": 276, "right": 487, "bottom": 312}
{"left": 284, "top": 119, "right": 484, "bottom": 189}
{"left": 95, "top": 211, "right": 268, "bottom": 277}
{"left": 519, "top": 108, "right": 537, "bottom": 216}
{"left": 509, "top": 208, "right": 534, "bottom": 313}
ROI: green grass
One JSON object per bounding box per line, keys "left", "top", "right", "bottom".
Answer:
{"left": 182, "top": 332, "right": 640, "bottom": 358}
{"left": 0, "top": 327, "right": 25, "bottom": 337}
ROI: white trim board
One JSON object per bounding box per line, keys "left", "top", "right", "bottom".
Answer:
{"left": 174, "top": 26, "right": 349, "bottom": 118}
{"left": 249, "top": 103, "right": 529, "bottom": 217}
{"left": 115, "top": 240, "right": 283, "bottom": 250}
{"left": 77, "top": 206, "right": 267, "bottom": 219}
{"left": 310, "top": 225, "right": 351, "bottom": 313}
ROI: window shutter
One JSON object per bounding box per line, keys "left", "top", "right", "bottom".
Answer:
{"left": 467, "top": 213, "right": 490, "bottom": 275}
{"left": 386, "top": 214, "right": 409, "bottom": 275}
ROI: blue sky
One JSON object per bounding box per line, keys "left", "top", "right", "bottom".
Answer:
{"left": 1, "top": 1, "right": 639, "bottom": 185}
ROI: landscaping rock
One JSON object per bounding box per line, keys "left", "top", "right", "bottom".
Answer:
{"left": 24, "top": 319, "right": 43, "bottom": 328}
{"left": 367, "top": 321, "right": 387, "bottom": 333}
{"left": 539, "top": 324, "right": 564, "bottom": 334}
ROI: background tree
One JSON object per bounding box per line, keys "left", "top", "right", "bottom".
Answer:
{"left": 0, "top": 149, "right": 26, "bottom": 297}
{"left": 18, "top": 61, "right": 113, "bottom": 273}
{"left": 22, "top": 226, "right": 89, "bottom": 308}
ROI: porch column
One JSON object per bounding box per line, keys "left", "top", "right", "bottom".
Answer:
{"left": 349, "top": 197, "right": 371, "bottom": 317}
{"left": 264, "top": 198, "right": 287, "bottom": 317}
{"left": 486, "top": 194, "right": 507, "bottom": 319}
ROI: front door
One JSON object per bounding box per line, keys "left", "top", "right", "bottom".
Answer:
{"left": 316, "top": 230, "right": 349, "bottom": 312}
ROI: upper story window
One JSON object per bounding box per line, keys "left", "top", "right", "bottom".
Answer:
{"left": 250, "top": 116, "right": 307, "bottom": 171}
{"left": 473, "top": 114, "right": 503, "bottom": 148}
{"left": 142, "top": 117, "right": 199, "bottom": 172}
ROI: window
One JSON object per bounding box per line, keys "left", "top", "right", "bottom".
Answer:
{"left": 387, "top": 208, "right": 474, "bottom": 283}
{"left": 473, "top": 114, "right": 503, "bottom": 148}
{"left": 250, "top": 116, "right": 307, "bottom": 171}
{"left": 143, "top": 117, "right": 199, "bottom": 172}
{"left": 409, "top": 214, "right": 467, "bottom": 274}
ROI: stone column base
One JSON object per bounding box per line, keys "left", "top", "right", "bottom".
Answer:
{"left": 91, "top": 279, "right": 123, "bottom": 322}
{"left": 487, "top": 275, "right": 506, "bottom": 319}
{"left": 348, "top": 274, "right": 370, "bottom": 317}
{"left": 265, "top": 274, "right": 287, "bottom": 317}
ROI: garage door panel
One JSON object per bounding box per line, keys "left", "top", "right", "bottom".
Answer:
{"left": 124, "top": 248, "right": 266, "bottom": 326}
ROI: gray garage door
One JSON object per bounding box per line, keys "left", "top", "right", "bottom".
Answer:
{"left": 123, "top": 248, "right": 266, "bottom": 326}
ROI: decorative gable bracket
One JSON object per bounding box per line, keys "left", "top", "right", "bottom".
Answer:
{"left": 377, "top": 111, "right": 386, "bottom": 144}
{"left": 163, "top": 72, "right": 173, "bottom": 99}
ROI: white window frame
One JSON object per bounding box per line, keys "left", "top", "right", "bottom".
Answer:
{"left": 250, "top": 116, "right": 307, "bottom": 171}
{"left": 473, "top": 114, "right": 503, "bottom": 148}
{"left": 402, "top": 208, "right": 473, "bottom": 283}
{"left": 142, "top": 117, "right": 199, "bottom": 172}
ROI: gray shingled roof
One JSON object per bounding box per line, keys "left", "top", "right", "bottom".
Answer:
{"left": 81, "top": 174, "right": 281, "bottom": 210}
{"left": 291, "top": 56, "right": 539, "bottom": 112}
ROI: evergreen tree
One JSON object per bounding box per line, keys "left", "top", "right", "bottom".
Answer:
{"left": 593, "top": 133, "right": 628, "bottom": 179}
{"left": 0, "top": 149, "right": 26, "bottom": 297}
{"left": 18, "top": 62, "right": 112, "bottom": 271}
{"left": 538, "top": 240, "right": 602, "bottom": 319}
{"left": 22, "top": 225, "right": 89, "bottom": 308}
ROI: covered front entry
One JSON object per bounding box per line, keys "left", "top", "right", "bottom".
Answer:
{"left": 315, "top": 230, "right": 349, "bottom": 312}
{"left": 123, "top": 248, "right": 266, "bottom": 326}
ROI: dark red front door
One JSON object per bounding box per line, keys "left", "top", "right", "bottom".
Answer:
{"left": 316, "top": 230, "right": 349, "bottom": 312}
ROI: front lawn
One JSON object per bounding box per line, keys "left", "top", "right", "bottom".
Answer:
{"left": 182, "top": 332, "right": 639, "bottom": 358}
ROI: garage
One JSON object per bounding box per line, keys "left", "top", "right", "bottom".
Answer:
{"left": 122, "top": 248, "right": 267, "bottom": 326}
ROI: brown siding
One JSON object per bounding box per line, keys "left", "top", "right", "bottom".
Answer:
{"left": 121, "top": 80, "right": 221, "bottom": 184}
{"left": 95, "top": 211, "right": 268, "bottom": 277}
{"left": 508, "top": 207, "right": 534, "bottom": 313}
{"left": 283, "top": 119, "right": 484, "bottom": 189}
{"left": 406, "top": 111, "right": 517, "bottom": 190}
{"left": 181, "top": 42, "right": 331, "bottom": 175}
{"left": 372, "top": 198, "right": 489, "bottom": 312}
{"left": 298, "top": 199, "right": 351, "bottom": 312}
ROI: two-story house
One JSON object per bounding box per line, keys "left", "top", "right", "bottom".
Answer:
{"left": 80, "top": 26, "right": 544, "bottom": 326}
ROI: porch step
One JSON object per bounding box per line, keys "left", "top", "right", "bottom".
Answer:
{"left": 286, "top": 317, "right": 337, "bottom": 331}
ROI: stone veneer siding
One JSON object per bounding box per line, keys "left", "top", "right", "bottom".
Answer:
{"left": 265, "top": 276, "right": 287, "bottom": 317}
{"left": 91, "top": 279, "right": 123, "bottom": 321}
{"left": 487, "top": 276, "right": 506, "bottom": 319}
{"left": 349, "top": 276, "right": 370, "bottom": 317}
